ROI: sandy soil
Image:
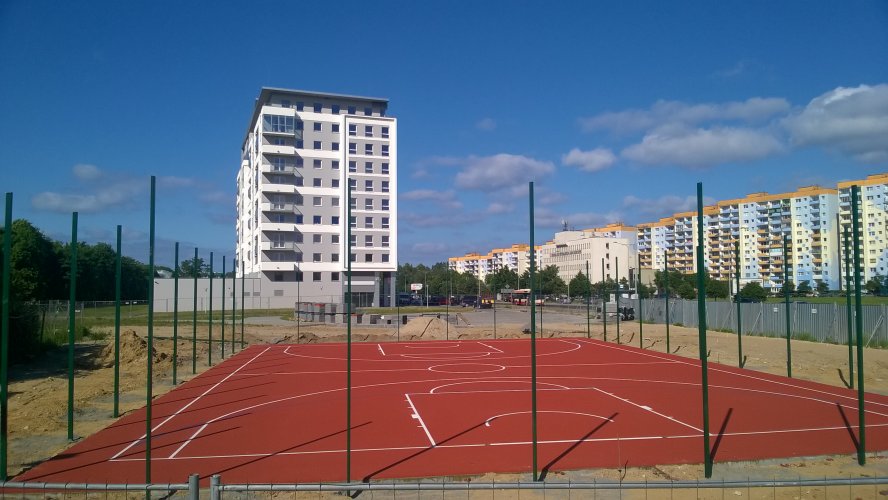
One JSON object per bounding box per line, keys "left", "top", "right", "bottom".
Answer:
{"left": 7, "top": 312, "right": 888, "bottom": 497}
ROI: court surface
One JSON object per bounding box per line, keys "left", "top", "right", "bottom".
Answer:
{"left": 15, "top": 338, "right": 888, "bottom": 484}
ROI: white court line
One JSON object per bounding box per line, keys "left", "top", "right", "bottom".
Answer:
{"left": 591, "top": 387, "right": 703, "bottom": 433}
{"left": 478, "top": 342, "right": 503, "bottom": 353}
{"left": 111, "top": 346, "right": 273, "bottom": 461}
{"left": 484, "top": 410, "right": 614, "bottom": 427}
{"left": 405, "top": 393, "right": 436, "bottom": 447}
{"left": 377, "top": 344, "right": 386, "bottom": 356}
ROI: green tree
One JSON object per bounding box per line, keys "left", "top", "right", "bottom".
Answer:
{"left": 486, "top": 268, "right": 519, "bottom": 296}
{"left": 568, "top": 271, "right": 591, "bottom": 298}
{"left": 816, "top": 280, "right": 829, "bottom": 296}
{"left": 796, "top": 280, "right": 812, "bottom": 296}
{"left": 705, "top": 278, "right": 730, "bottom": 299}
{"left": 637, "top": 282, "right": 655, "bottom": 299}
{"left": 782, "top": 279, "right": 795, "bottom": 296}
{"left": 738, "top": 282, "right": 768, "bottom": 302}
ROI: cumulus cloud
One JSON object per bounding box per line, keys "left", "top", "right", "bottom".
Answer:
{"left": 580, "top": 97, "right": 790, "bottom": 134}
{"left": 621, "top": 126, "right": 785, "bottom": 168}
{"left": 32, "top": 179, "right": 143, "bottom": 213}
{"left": 401, "top": 189, "right": 463, "bottom": 209}
{"left": 400, "top": 213, "right": 465, "bottom": 228}
{"left": 73, "top": 163, "right": 102, "bottom": 180}
{"left": 455, "top": 154, "right": 555, "bottom": 191}
{"left": 561, "top": 148, "right": 616, "bottom": 172}
{"left": 412, "top": 242, "right": 449, "bottom": 254}
{"left": 534, "top": 208, "right": 624, "bottom": 230}
{"left": 784, "top": 84, "right": 888, "bottom": 163}
{"left": 486, "top": 202, "right": 513, "bottom": 214}
{"left": 623, "top": 194, "right": 717, "bottom": 218}
{"left": 476, "top": 118, "right": 497, "bottom": 131}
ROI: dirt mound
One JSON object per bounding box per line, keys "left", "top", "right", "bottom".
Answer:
{"left": 94, "top": 331, "right": 169, "bottom": 368}
{"left": 398, "top": 317, "right": 450, "bottom": 338}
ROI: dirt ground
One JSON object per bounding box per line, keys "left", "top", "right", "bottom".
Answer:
{"left": 7, "top": 312, "right": 888, "bottom": 497}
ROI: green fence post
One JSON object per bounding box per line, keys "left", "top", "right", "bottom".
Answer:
{"left": 783, "top": 234, "right": 792, "bottom": 378}
{"left": 241, "top": 260, "right": 245, "bottom": 347}
{"left": 114, "top": 225, "right": 122, "bottom": 416}
{"left": 844, "top": 226, "right": 853, "bottom": 388}
{"left": 664, "top": 250, "right": 671, "bottom": 354}
{"left": 851, "top": 184, "right": 866, "bottom": 465}
{"left": 173, "top": 242, "right": 178, "bottom": 385}
{"left": 637, "top": 251, "right": 643, "bottom": 348}
{"left": 601, "top": 258, "right": 607, "bottom": 342}
{"left": 192, "top": 248, "right": 198, "bottom": 374}
{"left": 221, "top": 256, "right": 226, "bottom": 359}
{"left": 735, "top": 242, "right": 743, "bottom": 368}
{"left": 208, "top": 252, "right": 213, "bottom": 366}
{"left": 615, "top": 257, "right": 621, "bottom": 344}
{"left": 528, "top": 182, "right": 539, "bottom": 482}
{"left": 346, "top": 182, "right": 352, "bottom": 484}
{"left": 586, "top": 261, "right": 591, "bottom": 339}
{"left": 67, "top": 211, "right": 78, "bottom": 442}
{"left": 696, "top": 182, "right": 712, "bottom": 478}
{"left": 231, "top": 258, "right": 236, "bottom": 353}
{"left": 146, "top": 175, "right": 156, "bottom": 484}
{"left": 1, "top": 192, "right": 12, "bottom": 480}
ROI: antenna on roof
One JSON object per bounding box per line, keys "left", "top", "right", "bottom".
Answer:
{"left": 561, "top": 218, "right": 568, "bottom": 231}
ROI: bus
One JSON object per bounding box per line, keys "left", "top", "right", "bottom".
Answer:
{"left": 509, "top": 289, "right": 543, "bottom": 306}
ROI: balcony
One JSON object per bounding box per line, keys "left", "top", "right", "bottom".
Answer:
{"left": 260, "top": 202, "right": 295, "bottom": 212}
{"left": 261, "top": 241, "right": 299, "bottom": 251}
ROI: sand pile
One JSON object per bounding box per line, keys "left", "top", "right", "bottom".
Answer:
{"left": 95, "top": 331, "right": 169, "bottom": 367}
{"left": 398, "top": 317, "right": 450, "bottom": 339}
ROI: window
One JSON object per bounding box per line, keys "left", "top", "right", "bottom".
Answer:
{"left": 350, "top": 235, "right": 357, "bottom": 245}
{"left": 313, "top": 103, "right": 322, "bottom": 113}
{"left": 382, "top": 236, "right": 389, "bottom": 247}
{"left": 332, "top": 234, "right": 340, "bottom": 243}
{"left": 274, "top": 272, "right": 283, "bottom": 282}
{"left": 364, "top": 107, "right": 372, "bottom": 116}
{"left": 313, "top": 141, "right": 321, "bottom": 150}
{"left": 381, "top": 181, "right": 389, "bottom": 193}
{"left": 381, "top": 217, "right": 389, "bottom": 229}
{"left": 365, "top": 254, "right": 373, "bottom": 262}
{"left": 295, "top": 177, "right": 304, "bottom": 187}
{"left": 332, "top": 216, "right": 340, "bottom": 225}
{"left": 332, "top": 254, "right": 339, "bottom": 262}
{"left": 296, "top": 158, "right": 304, "bottom": 167}
{"left": 295, "top": 214, "right": 304, "bottom": 224}
{"left": 332, "top": 124, "right": 339, "bottom": 133}
{"left": 348, "top": 124, "right": 356, "bottom": 136}
{"left": 350, "top": 253, "right": 356, "bottom": 262}
{"left": 332, "top": 197, "right": 340, "bottom": 207}
{"left": 382, "top": 254, "right": 389, "bottom": 263}
{"left": 295, "top": 270, "right": 303, "bottom": 281}
{"left": 365, "top": 199, "right": 374, "bottom": 210}
{"left": 313, "top": 197, "right": 323, "bottom": 207}
{"left": 350, "top": 197, "right": 357, "bottom": 209}
{"left": 365, "top": 161, "right": 373, "bottom": 173}
{"left": 332, "top": 160, "right": 339, "bottom": 170}
{"left": 331, "top": 272, "right": 340, "bottom": 281}
{"left": 313, "top": 272, "right": 321, "bottom": 281}
{"left": 332, "top": 179, "right": 340, "bottom": 188}
{"left": 295, "top": 194, "right": 303, "bottom": 205}
{"left": 365, "top": 235, "right": 373, "bottom": 247}
{"left": 350, "top": 216, "right": 357, "bottom": 228}
{"left": 295, "top": 252, "right": 303, "bottom": 262}
{"left": 381, "top": 163, "right": 389, "bottom": 174}
{"left": 365, "top": 125, "right": 373, "bottom": 137}
{"left": 332, "top": 142, "right": 339, "bottom": 151}
{"left": 348, "top": 106, "right": 356, "bottom": 114}
{"left": 313, "top": 122, "right": 322, "bottom": 131}
{"left": 382, "top": 126, "right": 389, "bottom": 138}
{"left": 381, "top": 199, "right": 389, "bottom": 211}
{"left": 313, "top": 215, "right": 321, "bottom": 224}
{"left": 365, "top": 180, "right": 373, "bottom": 191}
{"left": 263, "top": 115, "right": 295, "bottom": 133}
{"left": 364, "top": 144, "right": 373, "bottom": 155}
{"left": 313, "top": 159, "right": 322, "bottom": 169}
{"left": 365, "top": 216, "right": 373, "bottom": 228}
{"left": 273, "top": 137, "right": 285, "bottom": 146}
{"left": 312, "top": 234, "right": 322, "bottom": 243}
{"left": 296, "top": 121, "right": 304, "bottom": 130}
{"left": 349, "top": 142, "right": 357, "bottom": 154}
{"left": 381, "top": 145, "right": 389, "bottom": 157}
{"left": 349, "top": 161, "right": 357, "bottom": 172}
{"left": 296, "top": 140, "right": 304, "bottom": 148}
{"left": 349, "top": 179, "right": 357, "bottom": 189}
{"left": 332, "top": 104, "right": 340, "bottom": 114}
{"left": 312, "top": 178, "right": 321, "bottom": 187}
{"left": 296, "top": 101, "right": 304, "bottom": 111}
{"left": 313, "top": 253, "right": 321, "bottom": 262}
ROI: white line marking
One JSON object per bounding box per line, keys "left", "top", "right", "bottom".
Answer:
{"left": 592, "top": 387, "right": 703, "bottom": 433}
{"left": 112, "top": 346, "right": 273, "bottom": 461}
{"left": 478, "top": 342, "right": 503, "bottom": 353}
{"left": 405, "top": 393, "right": 436, "bottom": 447}
{"left": 484, "top": 410, "right": 614, "bottom": 427}
{"left": 377, "top": 344, "right": 386, "bottom": 356}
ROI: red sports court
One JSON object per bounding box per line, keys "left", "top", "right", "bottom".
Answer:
{"left": 15, "top": 338, "right": 888, "bottom": 484}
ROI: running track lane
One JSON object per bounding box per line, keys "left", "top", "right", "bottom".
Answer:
{"left": 13, "top": 338, "right": 888, "bottom": 485}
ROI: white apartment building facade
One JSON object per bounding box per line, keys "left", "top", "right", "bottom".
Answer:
{"left": 236, "top": 88, "right": 397, "bottom": 306}
{"left": 838, "top": 174, "right": 888, "bottom": 283}
{"left": 537, "top": 231, "right": 633, "bottom": 285}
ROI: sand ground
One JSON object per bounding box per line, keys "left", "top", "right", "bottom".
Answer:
{"left": 7, "top": 309, "right": 888, "bottom": 498}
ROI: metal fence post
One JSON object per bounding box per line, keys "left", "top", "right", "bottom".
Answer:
{"left": 188, "top": 474, "right": 200, "bottom": 500}
{"left": 210, "top": 474, "right": 221, "bottom": 500}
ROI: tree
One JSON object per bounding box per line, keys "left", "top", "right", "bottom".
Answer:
{"left": 568, "top": 271, "right": 591, "bottom": 298}
{"left": 815, "top": 280, "right": 829, "bottom": 296}
{"left": 738, "top": 282, "right": 768, "bottom": 302}
{"left": 705, "top": 278, "right": 730, "bottom": 299}
{"left": 782, "top": 279, "right": 795, "bottom": 296}
{"left": 486, "top": 268, "right": 520, "bottom": 296}
{"left": 796, "top": 280, "right": 812, "bottom": 296}
{"left": 637, "top": 282, "right": 655, "bottom": 299}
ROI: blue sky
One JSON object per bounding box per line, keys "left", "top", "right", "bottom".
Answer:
{"left": 1, "top": 1, "right": 887, "bottom": 267}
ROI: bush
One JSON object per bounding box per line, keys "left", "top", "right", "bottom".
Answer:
{"left": 3, "top": 301, "right": 43, "bottom": 362}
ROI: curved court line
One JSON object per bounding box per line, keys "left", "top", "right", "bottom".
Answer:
{"left": 402, "top": 343, "right": 463, "bottom": 349}
{"left": 484, "top": 410, "right": 614, "bottom": 427}
{"left": 577, "top": 338, "right": 888, "bottom": 410}
{"left": 428, "top": 363, "right": 505, "bottom": 374}
{"left": 430, "top": 380, "right": 570, "bottom": 394}
{"left": 399, "top": 352, "right": 492, "bottom": 360}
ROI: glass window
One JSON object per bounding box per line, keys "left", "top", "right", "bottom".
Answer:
{"left": 295, "top": 271, "right": 303, "bottom": 281}
{"left": 313, "top": 272, "right": 321, "bottom": 281}
{"left": 382, "top": 236, "right": 389, "bottom": 247}
{"left": 332, "top": 104, "right": 340, "bottom": 114}
{"left": 332, "top": 160, "right": 339, "bottom": 170}
{"left": 365, "top": 254, "right": 373, "bottom": 262}
{"left": 296, "top": 101, "right": 304, "bottom": 111}
{"left": 313, "top": 253, "right": 321, "bottom": 262}
{"left": 365, "top": 144, "right": 373, "bottom": 155}
{"left": 350, "top": 235, "right": 357, "bottom": 245}
{"left": 350, "top": 217, "right": 356, "bottom": 228}
{"left": 382, "top": 254, "right": 389, "bottom": 263}
{"left": 332, "top": 254, "right": 339, "bottom": 262}
{"left": 365, "top": 125, "right": 373, "bottom": 137}
{"left": 381, "top": 145, "right": 389, "bottom": 157}
{"left": 332, "top": 234, "right": 340, "bottom": 243}
{"left": 381, "top": 199, "right": 389, "bottom": 211}
{"left": 313, "top": 178, "right": 321, "bottom": 187}
{"left": 313, "top": 103, "right": 322, "bottom": 113}
{"left": 332, "top": 216, "right": 340, "bottom": 225}
{"left": 313, "top": 215, "right": 321, "bottom": 224}
{"left": 313, "top": 141, "right": 321, "bottom": 150}
{"left": 296, "top": 140, "right": 303, "bottom": 149}
{"left": 350, "top": 253, "right": 356, "bottom": 262}
{"left": 365, "top": 161, "right": 373, "bottom": 173}
{"left": 332, "top": 179, "right": 340, "bottom": 188}
{"left": 295, "top": 232, "right": 303, "bottom": 243}
{"left": 381, "top": 163, "right": 389, "bottom": 174}
{"left": 349, "top": 142, "right": 357, "bottom": 154}
{"left": 349, "top": 161, "right": 357, "bottom": 172}
{"left": 313, "top": 122, "right": 322, "bottom": 131}
{"left": 365, "top": 180, "right": 373, "bottom": 191}
{"left": 295, "top": 252, "right": 303, "bottom": 262}
{"left": 382, "top": 217, "right": 389, "bottom": 229}
{"left": 295, "top": 194, "right": 303, "bottom": 205}
{"left": 365, "top": 216, "right": 373, "bottom": 228}
{"left": 313, "top": 197, "right": 322, "bottom": 206}
{"left": 349, "top": 179, "right": 357, "bottom": 189}
{"left": 332, "top": 197, "right": 340, "bottom": 206}
{"left": 313, "top": 234, "right": 322, "bottom": 243}
{"left": 331, "top": 272, "right": 340, "bottom": 281}
{"left": 365, "top": 198, "right": 374, "bottom": 210}
{"left": 296, "top": 120, "right": 304, "bottom": 130}
{"left": 364, "top": 107, "right": 372, "bottom": 116}
{"left": 332, "top": 123, "right": 340, "bottom": 133}
{"left": 382, "top": 126, "right": 389, "bottom": 138}
{"left": 295, "top": 177, "right": 304, "bottom": 187}
{"left": 348, "top": 106, "right": 356, "bottom": 114}
{"left": 381, "top": 181, "right": 389, "bottom": 193}
{"left": 348, "top": 124, "right": 356, "bottom": 136}
{"left": 296, "top": 158, "right": 304, "bottom": 167}
{"left": 349, "top": 197, "right": 356, "bottom": 209}
{"left": 365, "top": 235, "right": 373, "bottom": 247}
{"left": 295, "top": 214, "right": 304, "bottom": 224}
{"left": 263, "top": 115, "right": 295, "bottom": 133}
{"left": 332, "top": 142, "right": 340, "bottom": 151}
{"left": 313, "top": 159, "right": 322, "bottom": 169}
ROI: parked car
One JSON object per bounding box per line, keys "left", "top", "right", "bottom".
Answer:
{"left": 461, "top": 295, "right": 478, "bottom": 307}
{"left": 397, "top": 293, "right": 413, "bottom": 306}
{"left": 427, "top": 295, "right": 448, "bottom": 306}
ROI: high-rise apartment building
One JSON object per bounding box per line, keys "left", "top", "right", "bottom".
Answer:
{"left": 838, "top": 173, "right": 888, "bottom": 282}
{"left": 236, "top": 88, "right": 397, "bottom": 306}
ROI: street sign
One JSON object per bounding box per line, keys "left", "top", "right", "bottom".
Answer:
{"left": 410, "top": 283, "right": 423, "bottom": 291}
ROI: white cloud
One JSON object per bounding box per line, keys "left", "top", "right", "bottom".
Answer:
{"left": 476, "top": 118, "right": 497, "bottom": 131}
{"left": 412, "top": 242, "right": 449, "bottom": 254}
{"left": 534, "top": 208, "right": 624, "bottom": 230}
{"left": 32, "top": 179, "right": 143, "bottom": 213}
{"left": 623, "top": 194, "right": 716, "bottom": 218}
{"left": 159, "top": 176, "right": 198, "bottom": 188}
{"left": 455, "top": 154, "right": 555, "bottom": 192}
{"left": 199, "top": 191, "right": 230, "bottom": 204}
{"left": 73, "top": 163, "right": 102, "bottom": 180}
{"left": 580, "top": 97, "right": 790, "bottom": 134}
{"left": 561, "top": 148, "right": 616, "bottom": 172}
{"left": 784, "top": 84, "right": 888, "bottom": 163}
{"left": 621, "top": 126, "right": 785, "bottom": 168}
{"left": 486, "top": 202, "right": 513, "bottom": 214}
{"left": 401, "top": 213, "right": 464, "bottom": 228}
{"left": 401, "top": 189, "right": 463, "bottom": 209}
